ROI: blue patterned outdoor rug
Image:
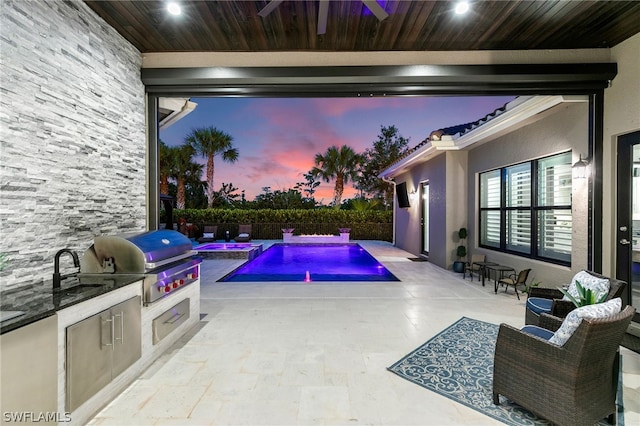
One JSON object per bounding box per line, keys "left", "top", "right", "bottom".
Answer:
{"left": 387, "top": 317, "right": 624, "bottom": 425}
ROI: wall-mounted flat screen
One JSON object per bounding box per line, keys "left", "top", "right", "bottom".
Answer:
{"left": 396, "top": 182, "right": 410, "bottom": 208}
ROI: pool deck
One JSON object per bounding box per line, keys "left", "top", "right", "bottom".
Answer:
{"left": 90, "top": 240, "right": 640, "bottom": 426}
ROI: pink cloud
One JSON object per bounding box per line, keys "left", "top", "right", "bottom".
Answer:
{"left": 310, "top": 97, "right": 409, "bottom": 117}
{"left": 168, "top": 96, "right": 516, "bottom": 202}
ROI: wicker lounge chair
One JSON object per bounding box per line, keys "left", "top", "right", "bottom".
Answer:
{"left": 197, "top": 225, "right": 217, "bottom": 243}
{"left": 234, "top": 224, "right": 252, "bottom": 242}
{"left": 493, "top": 305, "right": 635, "bottom": 426}
{"left": 525, "top": 271, "right": 626, "bottom": 325}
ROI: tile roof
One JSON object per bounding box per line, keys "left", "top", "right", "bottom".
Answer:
{"left": 391, "top": 98, "right": 514, "bottom": 165}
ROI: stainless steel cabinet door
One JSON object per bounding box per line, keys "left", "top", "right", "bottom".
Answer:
{"left": 66, "top": 309, "right": 112, "bottom": 411}
{"left": 66, "top": 295, "right": 142, "bottom": 412}
{"left": 111, "top": 296, "right": 141, "bottom": 378}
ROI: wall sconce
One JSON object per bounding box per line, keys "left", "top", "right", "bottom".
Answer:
{"left": 572, "top": 154, "right": 590, "bottom": 179}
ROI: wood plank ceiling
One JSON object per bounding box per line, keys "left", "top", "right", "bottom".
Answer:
{"left": 84, "top": 0, "right": 640, "bottom": 53}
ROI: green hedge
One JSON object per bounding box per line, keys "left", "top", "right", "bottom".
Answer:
{"left": 167, "top": 209, "right": 393, "bottom": 241}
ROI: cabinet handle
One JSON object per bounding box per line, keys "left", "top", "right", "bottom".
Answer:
{"left": 164, "top": 312, "right": 185, "bottom": 325}
{"left": 114, "top": 311, "right": 125, "bottom": 344}
{"left": 103, "top": 316, "right": 115, "bottom": 350}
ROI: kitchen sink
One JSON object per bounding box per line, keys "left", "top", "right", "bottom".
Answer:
{"left": 57, "top": 283, "right": 104, "bottom": 296}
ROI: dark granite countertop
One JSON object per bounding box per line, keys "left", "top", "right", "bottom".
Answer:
{"left": 0, "top": 274, "right": 144, "bottom": 334}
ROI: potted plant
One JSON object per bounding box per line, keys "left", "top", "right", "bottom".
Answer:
{"left": 523, "top": 281, "right": 541, "bottom": 295}
{"left": 453, "top": 227, "right": 467, "bottom": 273}
{"left": 559, "top": 281, "right": 608, "bottom": 307}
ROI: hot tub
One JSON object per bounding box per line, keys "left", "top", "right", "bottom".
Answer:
{"left": 195, "top": 242, "right": 263, "bottom": 260}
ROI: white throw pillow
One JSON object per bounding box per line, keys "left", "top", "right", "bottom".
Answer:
{"left": 548, "top": 297, "right": 622, "bottom": 346}
{"left": 562, "top": 270, "right": 610, "bottom": 301}
{"left": 203, "top": 232, "right": 214, "bottom": 238}
{"left": 238, "top": 233, "right": 250, "bottom": 238}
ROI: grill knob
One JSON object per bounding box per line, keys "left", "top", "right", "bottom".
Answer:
{"left": 172, "top": 282, "right": 179, "bottom": 289}
{"left": 187, "top": 272, "right": 198, "bottom": 279}
{"left": 164, "top": 285, "right": 172, "bottom": 293}
{"left": 179, "top": 279, "right": 185, "bottom": 285}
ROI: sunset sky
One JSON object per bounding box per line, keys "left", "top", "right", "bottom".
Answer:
{"left": 160, "top": 95, "right": 515, "bottom": 202}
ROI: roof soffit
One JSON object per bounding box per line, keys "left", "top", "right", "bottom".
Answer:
{"left": 379, "top": 95, "right": 588, "bottom": 178}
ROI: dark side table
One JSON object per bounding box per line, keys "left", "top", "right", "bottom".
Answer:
{"left": 484, "top": 264, "right": 516, "bottom": 293}
{"left": 472, "top": 261, "right": 498, "bottom": 286}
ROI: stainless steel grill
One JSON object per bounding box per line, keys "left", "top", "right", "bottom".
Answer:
{"left": 81, "top": 230, "right": 201, "bottom": 304}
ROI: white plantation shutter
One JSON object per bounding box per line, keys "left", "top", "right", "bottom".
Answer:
{"left": 480, "top": 170, "right": 500, "bottom": 247}
{"left": 506, "top": 163, "right": 531, "bottom": 208}
{"left": 536, "top": 152, "right": 572, "bottom": 262}
{"left": 505, "top": 163, "right": 531, "bottom": 253}
{"left": 478, "top": 152, "right": 572, "bottom": 265}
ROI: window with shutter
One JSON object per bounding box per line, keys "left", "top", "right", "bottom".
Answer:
{"left": 478, "top": 151, "right": 572, "bottom": 265}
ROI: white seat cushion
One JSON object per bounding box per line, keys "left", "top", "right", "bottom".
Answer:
{"left": 562, "top": 270, "right": 610, "bottom": 301}
{"left": 548, "top": 298, "right": 622, "bottom": 346}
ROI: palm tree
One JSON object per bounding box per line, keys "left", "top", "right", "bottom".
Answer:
{"left": 159, "top": 140, "right": 178, "bottom": 196}
{"left": 311, "top": 145, "right": 361, "bottom": 209}
{"left": 171, "top": 144, "right": 201, "bottom": 209}
{"left": 186, "top": 126, "right": 239, "bottom": 208}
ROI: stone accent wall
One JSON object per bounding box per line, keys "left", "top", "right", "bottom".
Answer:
{"left": 0, "top": 0, "right": 145, "bottom": 290}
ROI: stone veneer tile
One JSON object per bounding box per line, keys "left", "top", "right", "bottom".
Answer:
{"left": 0, "top": 0, "right": 145, "bottom": 290}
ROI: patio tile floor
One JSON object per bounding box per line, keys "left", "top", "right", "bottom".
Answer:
{"left": 89, "top": 241, "right": 640, "bottom": 425}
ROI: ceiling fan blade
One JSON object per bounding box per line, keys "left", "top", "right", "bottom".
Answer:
{"left": 258, "top": 0, "right": 284, "bottom": 18}
{"left": 317, "top": 0, "right": 329, "bottom": 35}
{"left": 361, "top": 0, "right": 389, "bottom": 21}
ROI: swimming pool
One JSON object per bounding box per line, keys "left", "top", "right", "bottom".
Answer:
{"left": 220, "top": 243, "right": 399, "bottom": 282}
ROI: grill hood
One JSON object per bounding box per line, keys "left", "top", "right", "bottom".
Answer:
{"left": 81, "top": 230, "right": 196, "bottom": 274}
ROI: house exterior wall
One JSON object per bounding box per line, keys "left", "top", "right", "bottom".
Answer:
{"left": 0, "top": 0, "right": 145, "bottom": 290}
{"left": 602, "top": 32, "right": 640, "bottom": 277}
{"left": 446, "top": 151, "right": 469, "bottom": 267}
{"left": 393, "top": 154, "right": 447, "bottom": 264}
{"left": 466, "top": 102, "right": 590, "bottom": 286}
{"left": 392, "top": 152, "right": 467, "bottom": 270}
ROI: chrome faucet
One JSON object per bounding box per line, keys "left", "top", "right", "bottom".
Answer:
{"left": 53, "top": 248, "right": 80, "bottom": 290}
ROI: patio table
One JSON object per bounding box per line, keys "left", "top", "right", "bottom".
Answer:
{"left": 483, "top": 264, "right": 516, "bottom": 293}
{"left": 471, "top": 261, "right": 498, "bottom": 286}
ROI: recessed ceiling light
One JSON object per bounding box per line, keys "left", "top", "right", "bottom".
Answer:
{"left": 454, "top": 1, "right": 470, "bottom": 15}
{"left": 167, "top": 2, "right": 181, "bottom": 16}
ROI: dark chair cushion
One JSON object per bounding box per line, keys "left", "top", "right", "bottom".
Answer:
{"left": 520, "top": 325, "right": 554, "bottom": 340}
{"left": 526, "top": 297, "right": 553, "bottom": 316}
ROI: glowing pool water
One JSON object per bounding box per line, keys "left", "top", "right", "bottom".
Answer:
{"left": 220, "top": 243, "right": 399, "bottom": 282}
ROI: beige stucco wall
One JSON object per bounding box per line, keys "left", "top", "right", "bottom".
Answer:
{"left": 467, "top": 102, "right": 589, "bottom": 286}
{"left": 602, "top": 32, "right": 640, "bottom": 277}
{"left": 392, "top": 153, "right": 449, "bottom": 267}
{"left": 391, "top": 101, "right": 590, "bottom": 278}
{"left": 446, "top": 151, "right": 469, "bottom": 266}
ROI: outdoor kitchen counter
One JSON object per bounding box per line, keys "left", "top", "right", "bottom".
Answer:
{"left": 0, "top": 274, "right": 144, "bottom": 334}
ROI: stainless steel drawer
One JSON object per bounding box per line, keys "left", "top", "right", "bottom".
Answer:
{"left": 152, "top": 298, "right": 190, "bottom": 344}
